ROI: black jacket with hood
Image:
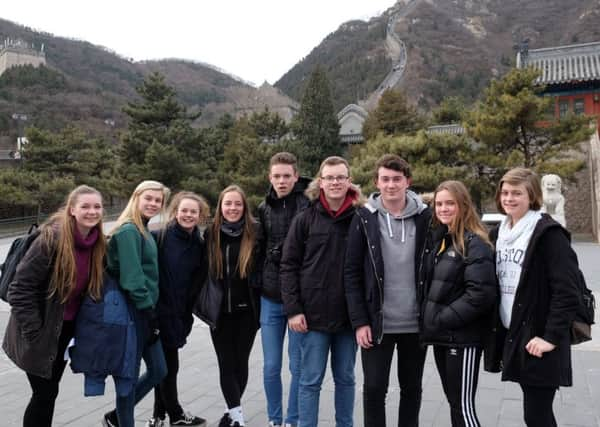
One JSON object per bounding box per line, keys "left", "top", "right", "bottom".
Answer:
{"left": 484, "top": 214, "right": 580, "bottom": 387}
{"left": 258, "top": 177, "right": 311, "bottom": 303}
{"left": 344, "top": 191, "right": 431, "bottom": 343}
{"left": 281, "top": 184, "right": 364, "bottom": 333}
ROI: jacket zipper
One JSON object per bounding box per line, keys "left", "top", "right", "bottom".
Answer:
{"left": 226, "top": 244, "right": 232, "bottom": 313}
{"left": 416, "top": 217, "right": 433, "bottom": 333}
{"left": 359, "top": 212, "right": 386, "bottom": 344}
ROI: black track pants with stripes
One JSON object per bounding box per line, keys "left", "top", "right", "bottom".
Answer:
{"left": 433, "top": 346, "right": 482, "bottom": 427}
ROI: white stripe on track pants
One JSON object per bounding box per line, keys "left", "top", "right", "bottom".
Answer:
{"left": 433, "top": 346, "right": 482, "bottom": 427}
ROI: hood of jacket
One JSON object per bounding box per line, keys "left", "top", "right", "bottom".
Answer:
{"left": 305, "top": 179, "right": 366, "bottom": 207}
{"left": 367, "top": 190, "right": 427, "bottom": 219}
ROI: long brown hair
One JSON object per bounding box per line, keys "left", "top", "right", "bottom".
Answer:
{"left": 42, "top": 185, "right": 107, "bottom": 302}
{"left": 208, "top": 185, "right": 256, "bottom": 279}
{"left": 433, "top": 180, "right": 491, "bottom": 255}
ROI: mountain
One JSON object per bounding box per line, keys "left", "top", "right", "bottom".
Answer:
{"left": 0, "top": 17, "right": 297, "bottom": 140}
{"left": 276, "top": 0, "right": 600, "bottom": 112}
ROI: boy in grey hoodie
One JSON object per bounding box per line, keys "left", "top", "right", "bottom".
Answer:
{"left": 345, "top": 154, "right": 431, "bottom": 427}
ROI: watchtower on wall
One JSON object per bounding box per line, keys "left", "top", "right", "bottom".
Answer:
{"left": 0, "top": 38, "right": 46, "bottom": 77}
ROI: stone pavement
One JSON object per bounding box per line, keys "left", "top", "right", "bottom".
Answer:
{"left": 1, "top": 240, "right": 599, "bottom": 426}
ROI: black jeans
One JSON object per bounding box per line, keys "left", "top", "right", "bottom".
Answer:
{"left": 23, "top": 320, "right": 75, "bottom": 427}
{"left": 153, "top": 345, "right": 184, "bottom": 419}
{"left": 361, "top": 333, "right": 427, "bottom": 427}
{"left": 520, "top": 384, "right": 558, "bottom": 427}
{"left": 210, "top": 310, "right": 258, "bottom": 409}
{"left": 434, "top": 346, "right": 482, "bottom": 427}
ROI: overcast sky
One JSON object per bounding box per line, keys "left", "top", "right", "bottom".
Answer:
{"left": 1, "top": 1, "right": 396, "bottom": 85}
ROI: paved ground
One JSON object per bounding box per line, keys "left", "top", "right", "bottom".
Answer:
{"left": 0, "top": 237, "right": 599, "bottom": 426}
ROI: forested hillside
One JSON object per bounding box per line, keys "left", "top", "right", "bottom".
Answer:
{"left": 277, "top": 0, "right": 600, "bottom": 110}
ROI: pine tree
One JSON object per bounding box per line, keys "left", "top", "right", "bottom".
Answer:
{"left": 465, "top": 68, "right": 592, "bottom": 173}
{"left": 119, "top": 72, "right": 198, "bottom": 192}
{"left": 292, "top": 66, "right": 342, "bottom": 175}
{"left": 431, "top": 96, "right": 466, "bottom": 125}
{"left": 350, "top": 131, "right": 473, "bottom": 196}
{"left": 362, "top": 89, "right": 422, "bottom": 141}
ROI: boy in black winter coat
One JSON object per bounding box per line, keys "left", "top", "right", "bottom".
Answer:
{"left": 281, "top": 156, "right": 364, "bottom": 427}
{"left": 344, "top": 154, "right": 431, "bottom": 427}
{"left": 257, "top": 152, "right": 310, "bottom": 427}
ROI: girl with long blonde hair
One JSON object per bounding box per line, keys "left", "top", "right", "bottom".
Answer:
{"left": 419, "top": 180, "right": 496, "bottom": 427}
{"left": 196, "top": 185, "right": 262, "bottom": 427}
{"left": 102, "top": 180, "right": 170, "bottom": 427}
{"left": 3, "top": 185, "right": 106, "bottom": 427}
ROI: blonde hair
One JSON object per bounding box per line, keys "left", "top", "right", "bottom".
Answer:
{"left": 208, "top": 185, "right": 256, "bottom": 279}
{"left": 433, "top": 180, "right": 491, "bottom": 255}
{"left": 41, "top": 185, "right": 107, "bottom": 302}
{"left": 495, "top": 167, "right": 543, "bottom": 214}
{"left": 111, "top": 180, "right": 170, "bottom": 237}
{"left": 166, "top": 191, "right": 210, "bottom": 224}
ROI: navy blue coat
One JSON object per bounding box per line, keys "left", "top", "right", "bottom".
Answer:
{"left": 70, "top": 275, "right": 137, "bottom": 397}
{"left": 152, "top": 223, "right": 206, "bottom": 349}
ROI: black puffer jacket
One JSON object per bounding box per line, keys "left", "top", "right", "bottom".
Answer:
{"left": 280, "top": 190, "right": 363, "bottom": 333}
{"left": 258, "top": 177, "right": 310, "bottom": 302}
{"left": 3, "top": 232, "right": 61, "bottom": 379}
{"left": 420, "top": 225, "right": 497, "bottom": 347}
{"left": 484, "top": 214, "right": 580, "bottom": 387}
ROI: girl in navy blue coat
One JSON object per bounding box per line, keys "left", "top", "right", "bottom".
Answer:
{"left": 147, "top": 192, "right": 210, "bottom": 427}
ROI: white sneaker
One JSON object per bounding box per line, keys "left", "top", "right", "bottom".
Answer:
{"left": 146, "top": 417, "right": 166, "bottom": 427}
{"left": 268, "top": 422, "right": 281, "bottom": 427}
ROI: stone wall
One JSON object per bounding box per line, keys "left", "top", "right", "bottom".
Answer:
{"left": 0, "top": 48, "right": 46, "bottom": 77}
{"left": 588, "top": 129, "right": 600, "bottom": 241}
{"left": 563, "top": 142, "right": 593, "bottom": 234}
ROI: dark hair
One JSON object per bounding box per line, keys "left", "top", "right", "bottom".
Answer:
{"left": 495, "top": 167, "right": 543, "bottom": 213}
{"left": 270, "top": 152, "right": 298, "bottom": 172}
{"left": 374, "top": 154, "right": 411, "bottom": 181}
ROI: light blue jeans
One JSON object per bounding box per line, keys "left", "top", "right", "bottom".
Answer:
{"left": 116, "top": 310, "right": 167, "bottom": 427}
{"left": 260, "top": 296, "right": 302, "bottom": 426}
{"left": 298, "top": 330, "right": 357, "bottom": 427}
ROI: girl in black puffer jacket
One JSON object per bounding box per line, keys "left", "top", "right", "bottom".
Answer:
{"left": 420, "top": 181, "right": 496, "bottom": 427}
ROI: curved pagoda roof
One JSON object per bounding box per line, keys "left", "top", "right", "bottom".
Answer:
{"left": 516, "top": 41, "right": 600, "bottom": 85}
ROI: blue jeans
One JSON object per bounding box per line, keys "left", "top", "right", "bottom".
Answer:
{"left": 116, "top": 309, "right": 167, "bottom": 427}
{"left": 260, "top": 296, "right": 302, "bottom": 425}
{"left": 298, "top": 330, "right": 357, "bottom": 427}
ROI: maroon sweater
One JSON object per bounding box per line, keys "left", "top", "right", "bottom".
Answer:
{"left": 63, "top": 227, "right": 99, "bottom": 320}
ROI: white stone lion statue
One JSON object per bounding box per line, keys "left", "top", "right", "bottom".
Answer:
{"left": 541, "top": 174, "right": 566, "bottom": 227}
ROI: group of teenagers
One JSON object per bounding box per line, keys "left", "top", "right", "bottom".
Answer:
{"left": 1, "top": 151, "right": 582, "bottom": 427}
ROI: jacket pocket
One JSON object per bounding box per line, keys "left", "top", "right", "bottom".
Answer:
{"left": 103, "top": 289, "right": 130, "bottom": 326}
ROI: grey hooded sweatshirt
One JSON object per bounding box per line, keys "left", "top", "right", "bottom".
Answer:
{"left": 369, "top": 190, "right": 427, "bottom": 333}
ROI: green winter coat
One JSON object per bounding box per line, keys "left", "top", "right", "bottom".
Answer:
{"left": 107, "top": 222, "right": 159, "bottom": 310}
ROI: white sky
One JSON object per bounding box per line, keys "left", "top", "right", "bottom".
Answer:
{"left": 1, "top": 1, "right": 396, "bottom": 85}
